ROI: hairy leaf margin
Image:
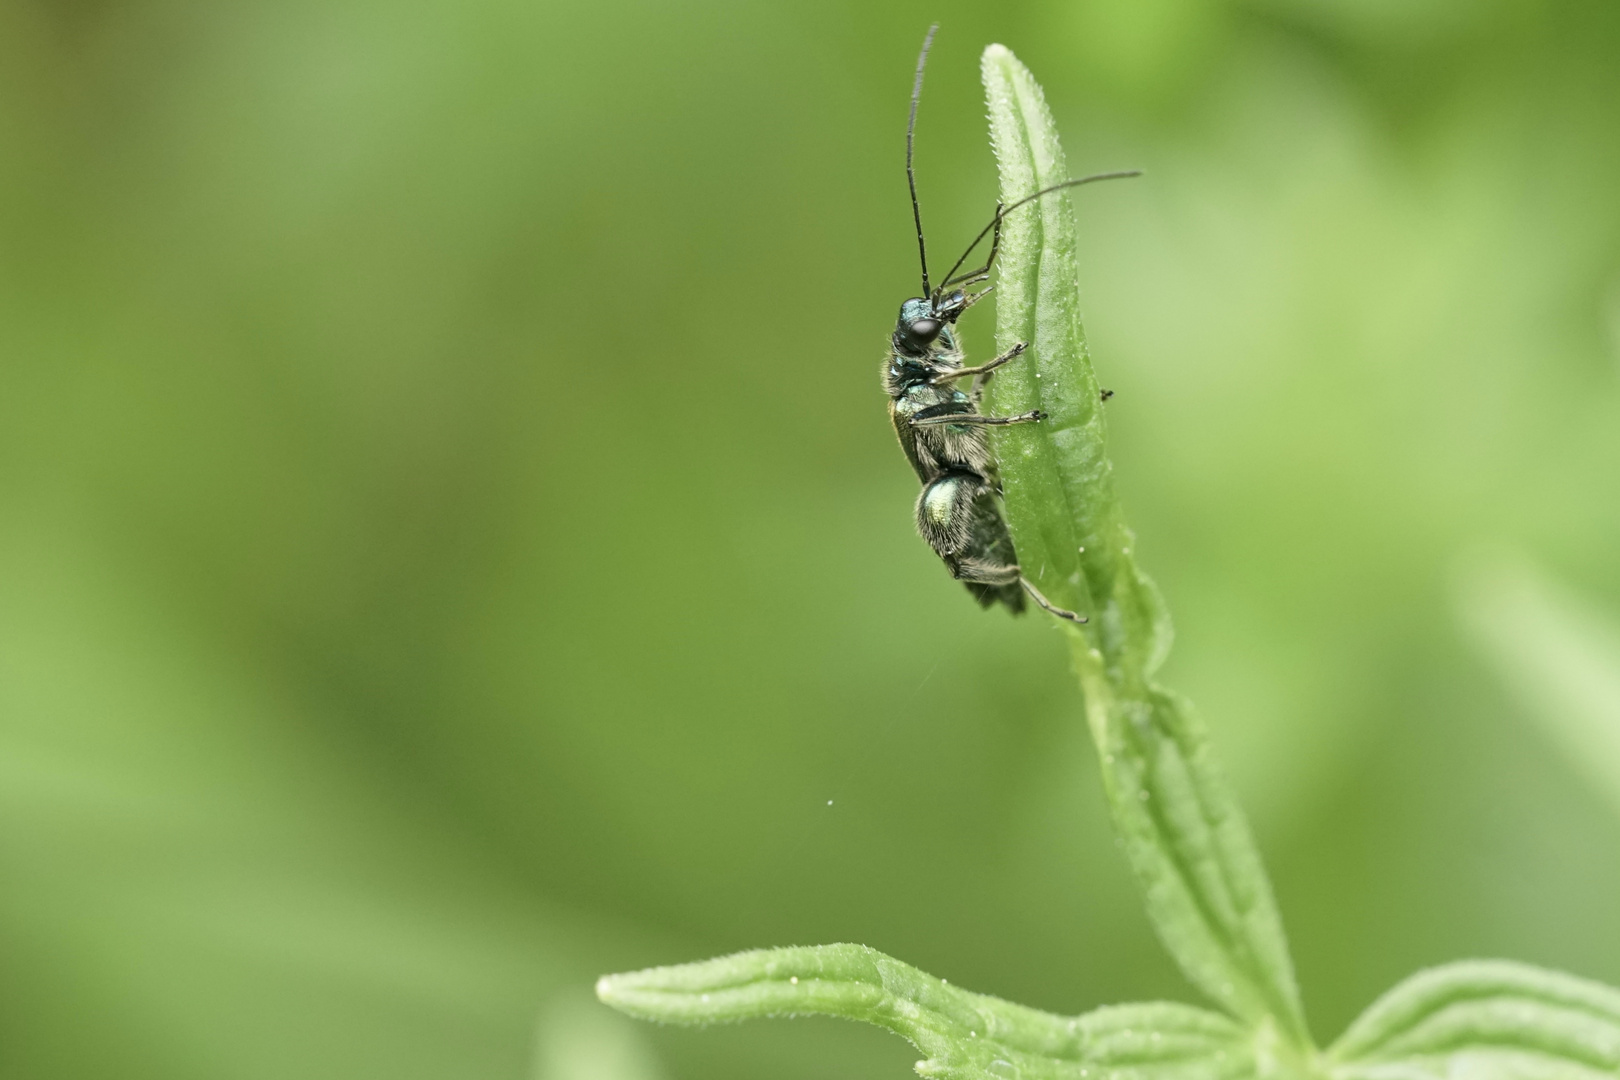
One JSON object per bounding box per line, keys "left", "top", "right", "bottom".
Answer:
{"left": 598, "top": 943, "right": 1254, "bottom": 1080}
{"left": 1328, "top": 960, "right": 1620, "bottom": 1080}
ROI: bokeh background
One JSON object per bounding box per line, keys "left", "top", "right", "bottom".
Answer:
{"left": 4, "top": 0, "right": 1620, "bottom": 1077}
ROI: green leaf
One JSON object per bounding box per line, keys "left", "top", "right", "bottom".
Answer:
{"left": 1329, "top": 960, "right": 1620, "bottom": 1080}
{"left": 979, "top": 43, "right": 1308, "bottom": 1045}
{"left": 597, "top": 943, "right": 1253, "bottom": 1080}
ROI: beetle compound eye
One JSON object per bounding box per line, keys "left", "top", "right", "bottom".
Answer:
{"left": 910, "top": 318, "right": 941, "bottom": 340}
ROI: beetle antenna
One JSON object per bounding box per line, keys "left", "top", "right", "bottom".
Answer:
{"left": 936, "top": 170, "right": 1142, "bottom": 292}
{"left": 907, "top": 24, "right": 938, "bottom": 298}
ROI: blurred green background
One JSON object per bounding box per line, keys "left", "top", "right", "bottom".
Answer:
{"left": 4, "top": 0, "right": 1620, "bottom": 1077}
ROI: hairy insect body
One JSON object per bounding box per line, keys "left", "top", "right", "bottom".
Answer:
{"left": 917, "top": 471, "right": 1025, "bottom": 611}
{"left": 885, "top": 312, "right": 994, "bottom": 484}
{"left": 884, "top": 295, "right": 1033, "bottom": 615}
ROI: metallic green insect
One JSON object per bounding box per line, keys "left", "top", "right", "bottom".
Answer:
{"left": 884, "top": 26, "right": 1136, "bottom": 623}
